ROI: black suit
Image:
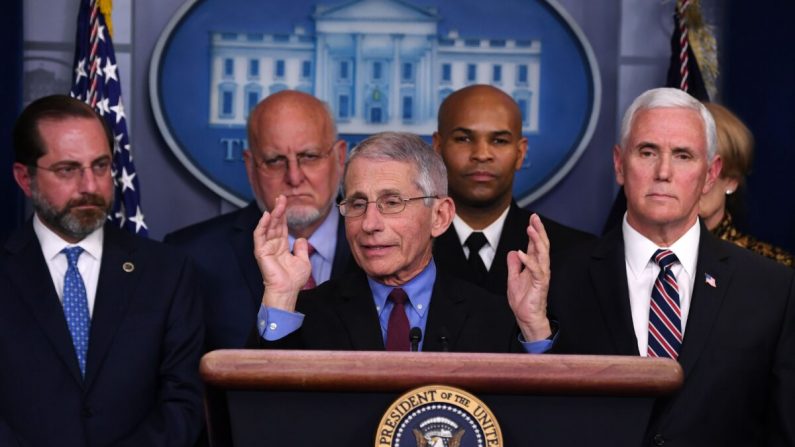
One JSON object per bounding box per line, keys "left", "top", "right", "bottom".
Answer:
{"left": 0, "top": 222, "right": 203, "bottom": 447}
{"left": 548, "top": 226, "right": 795, "bottom": 446}
{"left": 254, "top": 266, "right": 523, "bottom": 353}
{"left": 434, "top": 201, "right": 594, "bottom": 295}
{"left": 165, "top": 202, "right": 353, "bottom": 351}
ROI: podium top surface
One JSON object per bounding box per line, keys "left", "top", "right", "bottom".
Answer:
{"left": 201, "top": 350, "right": 683, "bottom": 397}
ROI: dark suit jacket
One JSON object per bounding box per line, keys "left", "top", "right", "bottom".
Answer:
{"left": 434, "top": 200, "right": 594, "bottom": 295}
{"left": 164, "top": 202, "right": 353, "bottom": 351}
{"left": 548, "top": 226, "right": 795, "bottom": 446}
{"left": 254, "top": 266, "right": 523, "bottom": 353}
{"left": 0, "top": 222, "right": 203, "bottom": 447}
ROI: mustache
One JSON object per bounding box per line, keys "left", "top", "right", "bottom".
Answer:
{"left": 67, "top": 194, "right": 109, "bottom": 210}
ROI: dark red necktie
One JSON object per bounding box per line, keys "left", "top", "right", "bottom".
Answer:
{"left": 301, "top": 243, "right": 317, "bottom": 290}
{"left": 385, "top": 288, "right": 410, "bottom": 351}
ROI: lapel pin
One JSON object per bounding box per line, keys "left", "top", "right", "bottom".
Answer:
{"left": 704, "top": 273, "right": 717, "bottom": 288}
{"left": 122, "top": 262, "right": 135, "bottom": 273}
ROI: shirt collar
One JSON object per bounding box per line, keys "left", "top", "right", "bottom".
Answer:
{"left": 622, "top": 213, "right": 700, "bottom": 278}
{"left": 369, "top": 259, "right": 436, "bottom": 319}
{"left": 451, "top": 205, "right": 510, "bottom": 249}
{"left": 288, "top": 207, "right": 339, "bottom": 262}
{"left": 32, "top": 213, "right": 104, "bottom": 262}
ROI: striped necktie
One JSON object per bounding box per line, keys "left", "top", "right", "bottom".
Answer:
{"left": 647, "top": 249, "right": 683, "bottom": 359}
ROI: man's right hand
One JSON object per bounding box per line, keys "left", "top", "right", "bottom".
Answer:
{"left": 253, "top": 195, "right": 311, "bottom": 311}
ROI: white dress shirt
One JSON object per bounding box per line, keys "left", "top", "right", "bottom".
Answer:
{"left": 451, "top": 205, "right": 510, "bottom": 270}
{"left": 33, "top": 214, "right": 103, "bottom": 317}
{"left": 622, "top": 214, "right": 700, "bottom": 356}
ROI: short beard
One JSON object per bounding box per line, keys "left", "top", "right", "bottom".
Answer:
{"left": 285, "top": 206, "right": 323, "bottom": 232}
{"left": 31, "top": 181, "right": 111, "bottom": 241}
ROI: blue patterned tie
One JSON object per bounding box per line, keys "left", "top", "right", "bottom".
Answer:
{"left": 647, "top": 249, "right": 683, "bottom": 360}
{"left": 62, "top": 246, "right": 91, "bottom": 377}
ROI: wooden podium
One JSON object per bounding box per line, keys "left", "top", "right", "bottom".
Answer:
{"left": 201, "top": 350, "right": 682, "bottom": 446}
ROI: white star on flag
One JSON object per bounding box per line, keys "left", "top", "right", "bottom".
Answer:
{"left": 109, "top": 98, "right": 125, "bottom": 123}
{"left": 74, "top": 58, "right": 87, "bottom": 83}
{"left": 119, "top": 167, "right": 137, "bottom": 193}
{"left": 97, "top": 97, "right": 110, "bottom": 116}
{"left": 129, "top": 206, "right": 148, "bottom": 233}
{"left": 103, "top": 59, "right": 118, "bottom": 83}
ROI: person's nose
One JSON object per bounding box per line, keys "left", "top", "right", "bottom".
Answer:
{"left": 655, "top": 153, "right": 672, "bottom": 181}
{"left": 284, "top": 157, "right": 305, "bottom": 186}
{"left": 360, "top": 201, "right": 385, "bottom": 233}
{"left": 471, "top": 139, "right": 494, "bottom": 162}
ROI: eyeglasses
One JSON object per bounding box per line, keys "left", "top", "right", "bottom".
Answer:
{"left": 338, "top": 194, "right": 438, "bottom": 218}
{"left": 34, "top": 158, "right": 112, "bottom": 181}
{"left": 252, "top": 145, "right": 335, "bottom": 177}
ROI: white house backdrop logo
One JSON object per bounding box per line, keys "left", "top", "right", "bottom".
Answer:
{"left": 151, "top": 0, "right": 600, "bottom": 207}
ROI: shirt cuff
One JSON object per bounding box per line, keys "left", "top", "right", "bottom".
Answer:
{"left": 520, "top": 337, "right": 554, "bottom": 353}
{"left": 257, "top": 304, "right": 304, "bottom": 341}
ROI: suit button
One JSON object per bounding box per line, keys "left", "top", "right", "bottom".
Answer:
{"left": 82, "top": 406, "right": 94, "bottom": 418}
{"left": 653, "top": 434, "right": 665, "bottom": 446}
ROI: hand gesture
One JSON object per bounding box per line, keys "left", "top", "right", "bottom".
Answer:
{"left": 253, "top": 195, "right": 312, "bottom": 311}
{"left": 507, "top": 213, "right": 552, "bottom": 342}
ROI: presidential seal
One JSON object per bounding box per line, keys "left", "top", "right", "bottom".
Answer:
{"left": 375, "top": 385, "right": 502, "bottom": 447}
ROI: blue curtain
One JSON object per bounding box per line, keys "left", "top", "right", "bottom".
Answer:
{"left": 724, "top": 3, "right": 795, "bottom": 254}
{"left": 0, "top": 0, "right": 25, "bottom": 243}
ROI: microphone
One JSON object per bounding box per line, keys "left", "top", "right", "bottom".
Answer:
{"left": 409, "top": 327, "right": 422, "bottom": 352}
{"left": 438, "top": 327, "right": 450, "bottom": 352}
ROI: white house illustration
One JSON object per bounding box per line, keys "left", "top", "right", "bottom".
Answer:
{"left": 208, "top": 0, "right": 541, "bottom": 134}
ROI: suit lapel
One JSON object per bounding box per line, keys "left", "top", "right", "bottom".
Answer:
{"left": 330, "top": 213, "right": 353, "bottom": 278}
{"left": 422, "top": 274, "right": 469, "bottom": 352}
{"left": 489, "top": 202, "right": 527, "bottom": 292}
{"left": 433, "top": 225, "right": 469, "bottom": 274}
{"left": 589, "top": 229, "right": 640, "bottom": 355}
{"left": 332, "top": 269, "right": 385, "bottom": 350}
{"left": 677, "top": 229, "right": 732, "bottom": 377}
{"left": 232, "top": 203, "right": 265, "bottom": 304}
{"left": 4, "top": 222, "right": 85, "bottom": 384}
{"left": 84, "top": 226, "right": 139, "bottom": 387}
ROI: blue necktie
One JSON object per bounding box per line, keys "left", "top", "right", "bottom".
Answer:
{"left": 62, "top": 246, "right": 91, "bottom": 377}
{"left": 647, "top": 249, "right": 683, "bottom": 360}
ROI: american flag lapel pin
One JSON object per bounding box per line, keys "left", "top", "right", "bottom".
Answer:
{"left": 704, "top": 273, "right": 717, "bottom": 288}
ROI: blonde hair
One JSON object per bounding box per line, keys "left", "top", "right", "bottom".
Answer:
{"left": 704, "top": 102, "right": 754, "bottom": 185}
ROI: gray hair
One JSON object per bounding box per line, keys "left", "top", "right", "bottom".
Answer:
{"left": 343, "top": 132, "right": 448, "bottom": 202}
{"left": 619, "top": 87, "right": 717, "bottom": 161}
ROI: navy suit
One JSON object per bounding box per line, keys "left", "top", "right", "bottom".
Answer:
{"left": 165, "top": 202, "right": 353, "bottom": 351}
{"left": 0, "top": 222, "right": 203, "bottom": 447}
{"left": 434, "top": 201, "right": 594, "bottom": 296}
{"left": 253, "top": 266, "right": 523, "bottom": 353}
{"left": 548, "top": 226, "right": 795, "bottom": 446}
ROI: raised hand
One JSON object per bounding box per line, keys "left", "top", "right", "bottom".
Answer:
{"left": 506, "top": 213, "right": 552, "bottom": 342}
{"left": 253, "top": 195, "right": 312, "bottom": 311}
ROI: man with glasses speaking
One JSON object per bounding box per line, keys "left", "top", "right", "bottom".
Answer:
{"left": 166, "top": 90, "right": 355, "bottom": 351}
{"left": 251, "top": 132, "right": 553, "bottom": 353}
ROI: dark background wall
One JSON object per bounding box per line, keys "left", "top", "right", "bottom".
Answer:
{"left": 0, "top": 0, "right": 24, "bottom": 244}
{"left": 722, "top": 2, "right": 795, "bottom": 254}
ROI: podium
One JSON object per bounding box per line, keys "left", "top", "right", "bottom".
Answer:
{"left": 201, "top": 350, "right": 682, "bottom": 446}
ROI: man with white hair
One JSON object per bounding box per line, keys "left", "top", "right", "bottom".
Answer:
{"left": 526, "top": 87, "right": 795, "bottom": 445}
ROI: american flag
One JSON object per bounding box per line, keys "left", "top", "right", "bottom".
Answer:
{"left": 704, "top": 273, "right": 717, "bottom": 288}
{"left": 70, "top": 0, "right": 148, "bottom": 236}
